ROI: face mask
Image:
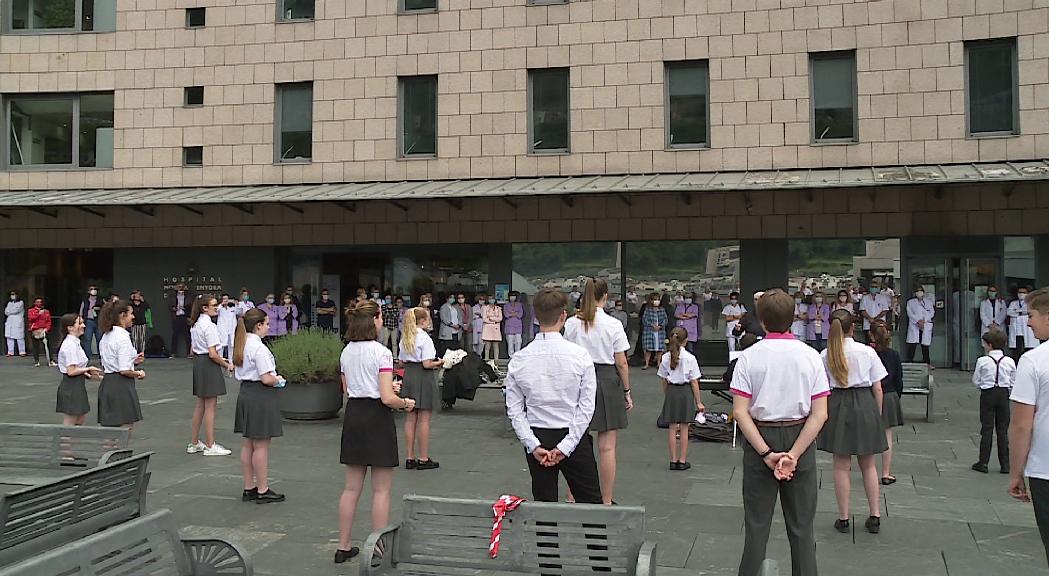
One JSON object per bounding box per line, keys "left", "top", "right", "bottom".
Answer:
{"left": 385, "top": 298, "right": 392, "bottom": 304}
{"left": 241, "top": 294, "right": 250, "bottom": 301}
{"left": 730, "top": 299, "right": 738, "bottom": 304}
{"left": 266, "top": 297, "right": 275, "bottom": 304}
{"left": 509, "top": 295, "right": 517, "bottom": 302}
{"left": 321, "top": 295, "right": 329, "bottom": 301}
{"left": 988, "top": 291, "right": 997, "bottom": 299}
{"left": 915, "top": 291, "right": 924, "bottom": 298}
{"left": 795, "top": 297, "right": 802, "bottom": 303}
{"left": 1019, "top": 293, "right": 1027, "bottom": 301}
{"left": 422, "top": 300, "right": 430, "bottom": 307}
{"left": 448, "top": 298, "right": 455, "bottom": 304}
{"left": 372, "top": 293, "right": 379, "bottom": 298}
{"left": 815, "top": 297, "right": 824, "bottom": 304}
{"left": 89, "top": 290, "right": 97, "bottom": 296}
{"left": 8, "top": 295, "right": 15, "bottom": 301}
{"left": 869, "top": 288, "right": 880, "bottom": 295}
{"left": 684, "top": 298, "right": 693, "bottom": 304}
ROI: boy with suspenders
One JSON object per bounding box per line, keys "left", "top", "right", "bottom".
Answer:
{"left": 972, "top": 328, "right": 1016, "bottom": 474}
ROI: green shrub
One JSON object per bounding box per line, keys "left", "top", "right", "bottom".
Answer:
{"left": 268, "top": 328, "right": 344, "bottom": 384}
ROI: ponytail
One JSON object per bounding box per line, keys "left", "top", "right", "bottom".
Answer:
{"left": 576, "top": 277, "right": 609, "bottom": 332}
{"left": 668, "top": 326, "right": 688, "bottom": 370}
{"left": 827, "top": 309, "right": 853, "bottom": 386}
{"left": 99, "top": 299, "right": 130, "bottom": 333}
{"left": 234, "top": 308, "right": 266, "bottom": 367}
{"left": 190, "top": 294, "right": 215, "bottom": 324}
{"left": 400, "top": 307, "right": 427, "bottom": 354}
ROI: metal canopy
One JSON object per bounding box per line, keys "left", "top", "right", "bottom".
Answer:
{"left": 0, "top": 161, "right": 1047, "bottom": 208}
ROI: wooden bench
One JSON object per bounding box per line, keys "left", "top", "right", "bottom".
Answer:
{"left": 0, "top": 451, "right": 151, "bottom": 568}
{"left": 0, "top": 423, "right": 131, "bottom": 486}
{"left": 900, "top": 362, "right": 934, "bottom": 423}
{"left": 0, "top": 509, "right": 252, "bottom": 576}
{"left": 361, "top": 495, "right": 656, "bottom": 576}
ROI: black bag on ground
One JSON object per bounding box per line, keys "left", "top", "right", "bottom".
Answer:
{"left": 689, "top": 421, "right": 734, "bottom": 443}
{"left": 144, "top": 335, "right": 170, "bottom": 358}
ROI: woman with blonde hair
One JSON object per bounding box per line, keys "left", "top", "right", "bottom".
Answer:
{"left": 658, "top": 327, "right": 703, "bottom": 470}
{"left": 399, "top": 307, "right": 443, "bottom": 470}
{"left": 818, "top": 309, "right": 888, "bottom": 535}
{"left": 233, "top": 308, "right": 285, "bottom": 504}
{"left": 335, "top": 300, "right": 415, "bottom": 563}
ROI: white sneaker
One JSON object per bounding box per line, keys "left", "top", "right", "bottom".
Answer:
{"left": 203, "top": 443, "right": 232, "bottom": 456}
{"left": 186, "top": 441, "right": 206, "bottom": 454}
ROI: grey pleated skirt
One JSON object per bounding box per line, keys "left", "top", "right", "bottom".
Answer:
{"left": 660, "top": 384, "right": 696, "bottom": 424}
{"left": 882, "top": 391, "right": 904, "bottom": 428}
{"left": 192, "top": 355, "right": 227, "bottom": 398}
{"left": 341, "top": 398, "right": 398, "bottom": 468}
{"left": 818, "top": 386, "right": 888, "bottom": 455}
{"left": 56, "top": 374, "right": 90, "bottom": 416}
{"left": 591, "top": 364, "right": 628, "bottom": 432}
{"left": 97, "top": 374, "right": 142, "bottom": 427}
{"left": 234, "top": 380, "right": 283, "bottom": 439}
{"left": 401, "top": 362, "right": 438, "bottom": 411}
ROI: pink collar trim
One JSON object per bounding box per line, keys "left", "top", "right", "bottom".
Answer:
{"left": 764, "top": 332, "right": 795, "bottom": 340}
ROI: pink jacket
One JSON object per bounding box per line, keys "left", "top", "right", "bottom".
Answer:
{"left": 482, "top": 305, "right": 503, "bottom": 341}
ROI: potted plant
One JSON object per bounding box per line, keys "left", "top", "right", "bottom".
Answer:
{"left": 269, "top": 328, "right": 345, "bottom": 420}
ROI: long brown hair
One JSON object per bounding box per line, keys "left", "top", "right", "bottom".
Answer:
{"left": 59, "top": 313, "right": 81, "bottom": 337}
{"left": 400, "top": 307, "right": 429, "bottom": 354}
{"left": 869, "top": 320, "right": 892, "bottom": 351}
{"left": 190, "top": 294, "right": 216, "bottom": 324}
{"left": 345, "top": 299, "right": 380, "bottom": 342}
{"left": 667, "top": 326, "right": 688, "bottom": 370}
{"left": 827, "top": 309, "right": 853, "bottom": 386}
{"left": 99, "top": 299, "right": 131, "bottom": 333}
{"left": 576, "top": 277, "right": 609, "bottom": 332}
{"left": 233, "top": 308, "right": 267, "bottom": 367}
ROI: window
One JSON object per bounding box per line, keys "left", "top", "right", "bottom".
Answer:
{"left": 399, "top": 76, "right": 437, "bottom": 157}
{"left": 184, "top": 86, "right": 204, "bottom": 107}
{"left": 810, "top": 51, "right": 856, "bottom": 142}
{"left": 185, "top": 7, "right": 205, "bottom": 28}
{"left": 8, "top": 0, "right": 115, "bottom": 33}
{"left": 401, "top": 0, "right": 436, "bottom": 11}
{"left": 278, "top": 0, "right": 314, "bottom": 21}
{"left": 665, "top": 61, "right": 709, "bottom": 148}
{"left": 966, "top": 38, "right": 1018, "bottom": 136}
{"left": 276, "top": 82, "right": 312, "bottom": 163}
{"left": 529, "top": 68, "right": 570, "bottom": 153}
{"left": 183, "top": 146, "right": 203, "bottom": 166}
{"left": 6, "top": 92, "right": 113, "bottom": 168}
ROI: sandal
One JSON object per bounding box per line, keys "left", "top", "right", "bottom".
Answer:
{"left": 880, "top": 476, "right": 896, "bottom": 486}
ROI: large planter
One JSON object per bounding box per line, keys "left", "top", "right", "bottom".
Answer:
{"left": 278, "top": 380, "right": 343, "bottom": 420}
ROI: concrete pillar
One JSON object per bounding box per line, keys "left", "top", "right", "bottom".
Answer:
{"left": 739, "top": 239, "right": 789, "bottom": 298}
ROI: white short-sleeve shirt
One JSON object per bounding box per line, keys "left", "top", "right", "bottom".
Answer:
{"left": 730, "top": 335, "right": 830, "bottom": 421}
{"left": 563, "top": 309, "right": 630, "bottom": 365}
{"left": 820, "top": 338, "right": 889, "bottom": 388}
{"left": 234, "top": 333, "right": 276, "bottom": 381}
{"left": 657, "top": 349, "right": 702, "bottom": 384}
{"left": 972, "top": 350, "right": 1016, "bottom": 390}
{"left": 99, "top": 327, "right": 137, "bottom": 373}
{"left": 190, "top": 314, "right": 222, "bottom": 354}
{"left": 1010, "top": 342, "right": 1049, "bottom": 480}
{"left": 340, "top": 340, "right": 394, "bottom": 399}
{"left": 57, "top": 335, "right": 88, "bottom": 375}
{"left": 398, "top": 328, "right": 437, "bottom": 363}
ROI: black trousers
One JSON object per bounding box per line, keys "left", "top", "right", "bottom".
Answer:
{"left": 436, "top": 337, "right": 460, "bottom": 358}
{"left": 978, "top": 387, "right": 1010, "bottom": 468}
{"left": 906, "top": 342, "right": 930, "bottom": 364}
{"left": 525, "top": 428, "right": 602, "bottom": 504}
{"left": 1031, "top": 477, "right": 1049, "bottom": 567}
{"left": 31, "top": 337, "right": 48, "bottom": 363}
{"left": 171, "top": 318, "right": 190, "bottom": 356}
{"left": 1013, "top": 336, "right": 1028, "bottom": 362}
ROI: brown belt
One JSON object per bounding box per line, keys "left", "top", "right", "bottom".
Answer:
{"left": 755, "top": 418, "right": 807, "bottom": 428}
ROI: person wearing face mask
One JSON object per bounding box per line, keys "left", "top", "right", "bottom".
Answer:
{"left": 4, "top": 291, "right": 25, "bottom": 358}
{"left": 722, "top": 292, "right": 746, "bottom": 352}
{"left": 482, "top": 296, "right": 504, "bottom": 361}
{"left": 380, "top": 294, "right": 399, "bottom": 353}
{"left": 216, "top": 293, "right": 239, "bottom": 362}
{"left": 167, "top": 283, "right": 194, "bottom": 358}
{"left": 503, "top": 291, "right": 525, "bottom": 357}
{"left": 610, "top": 299, "right": 629, "bottom": 332}
{"left": 257, "top": 294, "right": 281, "bottom": 343}
{"left": 1008, "top": 287, "right": 1041, "bottom": 361}
{"left": 283, "top": 286, "right": 301, "bottom": 310}
{"left": 981, "top": 285, "right": 1008, "bottom": 336}
{"left": 642, "top": 294, "right": 668, "bottom": 370}
{"left": 806, "top": 292, "right": 831, "bottom": 351}
{"left": 129, "top": 290, "right": 152, "bottom": 354}
{"left": 833, "top": 290, "right": 854, "bottom": 314}
{"left": 471, "top": 294, "right": 486, "bottom": 356}
{"left": 859, "top": 283, "right": 891, "bottom": 343}
{"left": 457, "top": 294, "right": 471, "bottom": 350}
{"left": 791, "top": 291, "right": 808, "bottom": 341}
{"left": 315, "top": 289, "right": 337, "bottom": 333}
{"left": 905, "top": 286, "right": 935, "bottom": 364}
{"left": 281, "top": 294, "right": 299, "bottom": 336}
{"left": 369, "top": 287, "right": 383, "bottom": 307}
{"left": 437, "top": 293, "right": 462, "bottom": 357}
{"left": 706, "top": 290, "right": 722, "bottom": 332}
{"left": 79, "top": 285, "right": 103, "bottom": 357}
{"left": 674, "top": 292, "right": 702, "bottom": 354}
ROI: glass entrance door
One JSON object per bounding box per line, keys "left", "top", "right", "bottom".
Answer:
{"left": 962, "top": 258, "right": 1000, "bottom": 370}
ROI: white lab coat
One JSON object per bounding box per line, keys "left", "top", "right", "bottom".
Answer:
{"left": 216, "top": 303, "right": 239, "bottom": 346}
{"left": 980, "top": 298, "right": 1007, "bottom": 335}
{"left": 905, "top": 296, "right": 934, "bottom": 345}
{"left": 1007, "top": 299, "right": 1040, "bottom": 349}
{"left": 4, "top": 300, "right": 25, "bottom": 338}
{"left": 791, "top": 302, "right": 808, "bottom": 339}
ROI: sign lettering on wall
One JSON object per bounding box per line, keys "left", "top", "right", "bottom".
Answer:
{"left": 162, "top": 274, "right": 224, "bottom": 296}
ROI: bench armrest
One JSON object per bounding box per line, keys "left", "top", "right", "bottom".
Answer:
{"left": 360, "top": 524, "right": 400, "bottom": 576}
{"left": 183, "top": 538, "right": 254, "bottom": 576}
{"left": 98, "top": 449, "right": 134, "bottom": 465}
{"left": 635, "top": 541, "right": 657, "bottom": 576}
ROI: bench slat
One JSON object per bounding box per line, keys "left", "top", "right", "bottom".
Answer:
{"left": 0, "top": 425, "right": 130, "bottom": 485}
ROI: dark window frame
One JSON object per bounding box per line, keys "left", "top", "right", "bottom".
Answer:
{"left": 809, "top": 50, "right": 858, "bottom": 144}
{"left": 184, "top": 86, "right": 204, "bottom": 107}
{"left": 398, "top": 75, "right": 438, "bottom": 159}
{"left": 399, "top": 0, "right": 437, "bottom": 13}
{"left": 965, "top": 37, "right": 1020, "bottom": 137}
{"left": 277, "top": 0, "right": 314, "bottom": 22}
{"left": 528, "top": 67, "right": 571, "bottom": 155}
{"left": 185, "top": 7, "right": 205, "bottom": 28}
{"left": 4, "top": 0, "right": 114, "bottom": 34}
{"left": 3, "top": 91, "right": 114, "bottom": 170}
{"left": 183, "top": 146, "right": 203, "bottom": 167}
{"left": 664, "top": 60, "right": 710, "bottom": 149}
{"left": 274, "top": 81, "right": 313, "bottom": 164}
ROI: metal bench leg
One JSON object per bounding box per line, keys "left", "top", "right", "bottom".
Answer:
{"left": 926, "top": 391, "right": 934, "bottom": 423}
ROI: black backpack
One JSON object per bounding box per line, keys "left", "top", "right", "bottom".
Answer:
{"left": 144, "top": 335, "right": 170, "bottom": 358}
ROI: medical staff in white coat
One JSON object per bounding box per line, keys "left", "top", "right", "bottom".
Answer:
{"left": 1008, "top": 287, "right": 1040, "bottom": 360}
{"left": 216, "top": 294, "right": 240, "bottom": 362}
{"left": 980, "top": 286, "right": 1007, "bottom": 335}
{"left": 4, "top": 292, "right": 26, "bottom": 357}
{"left": 905, "top": 287, "right": 935, "bottom": 364}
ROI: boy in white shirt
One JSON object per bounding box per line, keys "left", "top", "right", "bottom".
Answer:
{"left": 971, "top": 329, "right": 1016, "bottom": 474}
{"left": 1009, "top": 287, "right": 1049, "bottom": 566}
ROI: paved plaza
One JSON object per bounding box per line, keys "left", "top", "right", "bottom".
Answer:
{"left": 1, "top": 358, "right": 1047, "bottom": 576}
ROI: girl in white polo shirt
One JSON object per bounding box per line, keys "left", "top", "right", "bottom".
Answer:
{"left": 187, "top": 295, "right": 233, "bottom": 457}
{"left": 818, "top": 309, "right": 889, "bottom": 535}
{"left": 56, "top": 313, "right": 102, "bottom": 425}
{"left": 97, "top": 299, "right": 146, "bottom": 436}
{"left": 658, "top": 327, "right": 703, "bottom": 471}
{"left": 399, "top": 307, "right": 443, "bottom": 471}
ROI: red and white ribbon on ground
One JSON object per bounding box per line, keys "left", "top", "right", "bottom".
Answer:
{"left": 489, "top": 494, "right": 526, "bottom": 558}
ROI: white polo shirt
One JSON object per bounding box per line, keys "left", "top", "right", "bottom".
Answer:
{"left": 340, "top": 340, "right": 394, "bottom": 400}
{"left": 190, "top": 314, "right": 222, "bottom": 355}
{"left": 563, "top": 308, "right": 630, "bottom": 365}
{"left": 99, "top": 327, "right": 137, "bottom": 373}
{"left": 398, "top": 328, "right": 437, "bottom": 363}
{"left": 730, "top": 334, "right": 830, "bottom": 421}
{"left": 972, "top": 350, "right": 1016, "bottom": 390}
{"left": 657, "top": 349, "right": 702, "bottom": 384}
{"left": 1010, "top": 342, "right": 1049, "bottom": 480}
{"left": 57, "top": 335, "right": 88, "bottom": 375}
{"left": 820, "top": 338, "right": 888, "bottom": 388}
{"left": 234, "top": 333, "right": 276, "bottom": 382}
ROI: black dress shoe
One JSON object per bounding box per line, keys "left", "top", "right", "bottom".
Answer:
{"left": 242, "top": 487, "right": 258, "bottom": 502}
{"left": 1000, "top": 467, "right": 1010, "bottom": 474}
{"left": 405, "top": 459, "right": 418, "bottom": 470}
{"left": 416, "top": 459, "right": 440, "bottom": 470}
{"left": 254, "top": 489, "right": 285, "bottom": 504}
{"left": 834, "top": 518, "right": 849, "bottom": 533}
{"left": 670, "top": 462, "right": 680, "bottom": 470}
{"left": 971, "top": 462, "right": 989, "bottom": 473}
{"left": 334, "top": 547, "right": 360, "bottom": 564}
{"left": 678, "top": 461, "right": 692, "bottom": 471}
{"left": 865, "top": 516, "right": 881, "bottom": 534}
